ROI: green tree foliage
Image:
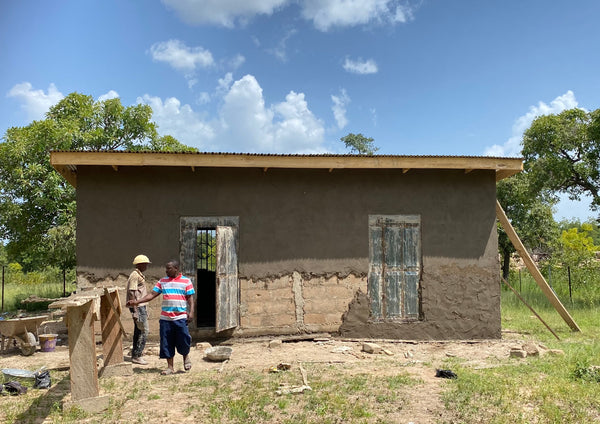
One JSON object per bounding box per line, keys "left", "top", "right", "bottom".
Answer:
{"left": 558, "top": 218, "right": 600, "bottom": 246}
{"left": 0, "top": 92, "right": 195, "bottom": 270}
{"left": 340, "top": 133, "right": 379, "bottom": 155}
{"left": 497, "top": 173, "right": 558, "bottom": 279}
{"left": 522, "top": 108, "right": 600, "bottom": 210}
{"left": 555, "top": 225, "right": 598, "bottom": 269}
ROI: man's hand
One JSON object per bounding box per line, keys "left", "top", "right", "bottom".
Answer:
{"left": 126, "top": 299, "right": 136, "bottom": 307}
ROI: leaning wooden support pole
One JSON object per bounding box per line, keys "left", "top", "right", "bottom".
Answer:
{"left": 496, "top": 200, "right": 581, "bottom": 332}
{"left": 501, "top": 277, "right": 560, "bottom": 340}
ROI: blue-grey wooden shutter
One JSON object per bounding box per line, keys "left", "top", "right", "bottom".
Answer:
{"left": 368, "top": 215, "right": 421, "bottom": 320}
{"left": 368, "top": 223, "right": 384, "bottom": 320}
{"left": 215, "top": 226, "right": 239, "bottom": 332}
{"left": 402, "top": 221, "right": 420, "bottom": 319}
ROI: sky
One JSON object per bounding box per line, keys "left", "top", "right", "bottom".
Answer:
{"left": 1, "top": 0, "right": 599, "bottom": 220}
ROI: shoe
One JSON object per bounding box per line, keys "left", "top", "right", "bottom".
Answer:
{"left": 184, "top": 356, "right": 192, "bottom": 371}
{"left": 132, "top": 357, "right": 148, "bottom": 365}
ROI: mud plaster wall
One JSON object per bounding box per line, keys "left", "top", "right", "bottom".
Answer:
{"left": 74, "top": 166, "right": 500, "bottom": 340}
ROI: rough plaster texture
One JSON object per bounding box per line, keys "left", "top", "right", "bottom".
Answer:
{"left": 73, "top": 166, "right": 500, "bottom": 340}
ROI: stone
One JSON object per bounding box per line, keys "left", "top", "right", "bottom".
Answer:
{"left": 547, "top": 349, "right": 565, "bottom": 356}
{"left": 195, "top": 342, "right": 212, "bottom": 351}
{"left": 205, "top": 346, "right": 233, "bottom": 362}
{"left": 509, "top": 349, "right": 527, "bottom": 358}
{"left": 362, "top": 342, "right": 382, "bottom": 354}
{"left": 269, "top": 339, "right": 283, "bottom": 349}
{"left": 522, "top": 342, "right": 540, "bottom": 357}
{"left": 382, "top": 348, "right": 394, "bottom": 356}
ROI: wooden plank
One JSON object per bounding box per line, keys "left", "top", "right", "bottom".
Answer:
{"left": 50, "top": 151, "right": 523, "bottom": 187}
{"left": 368, "top": 223, "right": 383, "bottom": 320}
{"left": 496, "top": 200, "right": 581, "bottom": 332}
{"left": 66, "top": 301, "right": 100, "bottom": 401}
{"left": 501, "top": 277, "right": 560, "bottom": 340}
{"left": 403, "top": 223, "right": 421, "bottom": 319}
{"left": 100, "top": 289, "right": 126, "bottom": 367}
{"left": 215, "top": 226, "right": 239, "bottom": 332}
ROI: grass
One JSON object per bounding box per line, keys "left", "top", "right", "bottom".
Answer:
{"left": 2, "top": 266, "right": 600, "bottom": 423}
{"left": 1, "top": 279, "right": 74, "bottom": 314}
{"left": 438, "top": 269, "right": 600, "bottom": 424}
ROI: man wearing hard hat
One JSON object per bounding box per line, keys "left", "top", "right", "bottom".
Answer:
{"left": 127, "top": 254, "right": 151, "bottom": 365}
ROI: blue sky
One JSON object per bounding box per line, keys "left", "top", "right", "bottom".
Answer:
{"left": 1, "top": 1, "right": 599, "bottom": 220}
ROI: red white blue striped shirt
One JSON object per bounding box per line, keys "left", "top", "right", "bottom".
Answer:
{"left": 153, "top": 274, "right": 195, "bottom": 321}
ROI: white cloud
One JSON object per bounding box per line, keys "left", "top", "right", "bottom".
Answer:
{"left": 98, "top": 90, "right": 120, "bottom": 102}
{"left": 484, "top": 91, "right": 579, "bottom": 157}
{"left": 228, "top": 54, "right": 246, "bottom": 69}
{"left": 198, "top": 92, "right": 211, "bottom": 104}
{"left": 343, "top": 57, "right": 378, "bottom": 74}
{"left": 161, "top": 0, "right": 415, "bottom": 30}
{"left": 149, "top": 39, "right": 214, "bottom": 73}
{"left": 138, "top": 94, "right": 216, "bottom": 149}
{"left": 219, "top": 75, "right": 325, "bottom": 152}
{"left": 331, "top": 89, "right": 350, "bottom": 129}
{"left": 217, "top": 72, "right": 234, "bottom": 95}
{"left": 6, "top": 82, "right": 63, "bottom": 121}
{"left": 301, "top": 0, "right": 414, "bottom": 31}
{"left": 161, "top": 0, "right": 289, "bottom": 27}
{"left": 266, "top": 29, "right": 297, "bottom": 62}
{"left": 139, "top": 74, "right": 326, "bottom": 153}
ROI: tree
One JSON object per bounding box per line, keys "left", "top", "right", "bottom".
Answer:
{"left": 497, "top": 173, "right": 558, "bottom": 279}
{"left": 522, "top": 108, "right": 600, "bottom": 210}
{"left": 0, "top": 92, "right": 195, "bottom": 270}
{"left": 340, "top": 133, "right": 379, "bottom": 155}
{"left": 555, "top": 225, "right": 598, "bottom": 269}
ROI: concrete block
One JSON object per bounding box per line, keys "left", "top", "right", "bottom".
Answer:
{"left": 362, "top": 342, "right": 382, "bottom": 354}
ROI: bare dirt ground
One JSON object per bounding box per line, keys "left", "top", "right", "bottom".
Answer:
{"left": 0, "top": 314, "right": 528, "bottom": 423}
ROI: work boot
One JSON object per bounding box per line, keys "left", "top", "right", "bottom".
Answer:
{"left": 132, "top": 357, "right": 148, "bottom": 365}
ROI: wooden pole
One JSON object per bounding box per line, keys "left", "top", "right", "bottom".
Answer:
{"left": 502, "top": 277, "right": 560, "bottom": 340}
{"left": 496, "top": 200, "right": 581, "bottom": 332}
{"left": 1, "top": 266, "right": 4, "bottom": 312}
{"left": 568, "top": 266, "right": 572, "bottom": 301}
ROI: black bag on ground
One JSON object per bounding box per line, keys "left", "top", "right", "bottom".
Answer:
{"left": 4, "top": 381, "right": 28, "bottom": 395}
{"left": 34, "top": 370, "right": 52, "bottom": 389}
{"left": 435, "top": 369, "right": 457, "bottom": 379}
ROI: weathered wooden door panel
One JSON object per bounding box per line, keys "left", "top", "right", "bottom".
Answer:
{"left": 384, "top": 271, "right": 403, "bottom": 317}
{"left": 215, "top": 226, "right": 239, "bottom": 332}
{"left": 403, "top": 271, "right": 420, "bottom": 318}
{"left": 368, "top": 224, "right": 383, "bottom": 319}
{"left": 368, "top": 215, "right": 421, "bottom": 321}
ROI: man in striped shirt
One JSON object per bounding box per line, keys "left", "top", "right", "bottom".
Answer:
{"left": 127, "top": 259, "right": 195, "bottom": 375}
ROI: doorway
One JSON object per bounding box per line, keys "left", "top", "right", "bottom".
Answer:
{"left": 180, "top": 216, "right": 240, "bottom": 333}
{"left": 196, "top": 229, "right": 216, "bottom": 327}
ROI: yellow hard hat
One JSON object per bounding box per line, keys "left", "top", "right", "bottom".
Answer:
{"left": 133, "top": 254, "right": 151, "bottom": 265}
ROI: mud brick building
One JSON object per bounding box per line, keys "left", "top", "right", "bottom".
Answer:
{"left": 51, "top": 151, "right": 522, "bottom": 340}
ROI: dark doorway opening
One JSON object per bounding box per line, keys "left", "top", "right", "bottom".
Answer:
{"left": 196, "top": 229, "right": 216, "bottom": 327}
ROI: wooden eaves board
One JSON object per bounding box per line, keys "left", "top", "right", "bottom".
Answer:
{"left": 50, "top": 151, "right": 523, "bottom": 188}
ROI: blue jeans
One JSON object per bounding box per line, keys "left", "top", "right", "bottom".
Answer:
{"left": 131, "top": 306, "right": 148, "bottom": 358}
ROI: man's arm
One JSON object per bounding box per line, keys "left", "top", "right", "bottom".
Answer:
{"left": 186, "top": 295, "right": 195, "bottom": 323}
{"left": 126, "top": 290, "right": 160, "bottom": 307}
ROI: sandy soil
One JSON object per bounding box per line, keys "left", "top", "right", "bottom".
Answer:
{"left": 0, "top": 314, "right": 529, "bottom": 423}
